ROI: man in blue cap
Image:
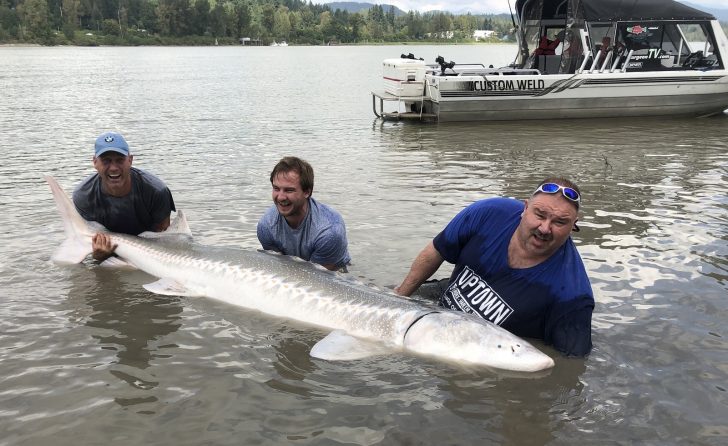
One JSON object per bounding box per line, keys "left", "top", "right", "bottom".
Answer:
{"left": 73, "top": 131, "right": 176, "bottom": 262}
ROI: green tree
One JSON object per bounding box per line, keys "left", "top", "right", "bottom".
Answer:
{"left": 385, "top": 5, "right": 394, "bottom": 28}
{"left": 233, "top": 1, "right": 251, "bottom": 37}
{"left": 430, "top": 12, "right": 452, "bottom": 34}
{"left": 260, "top": 2, "right": 273, "bottom": 33}
{"left": 1, "top": 4, "right": 22, "bottom": 39}
{"left": 192, "top": 0, "right": 209, "bottom": 35}
{"left": 272, "top": 5, "right": 289, "bottom": 39}
{"left": 405, "top": 10, "right": 424, "bottom": 39}
{"left": 455, "top": 13, "right": 476, "bottom": 37}
{"left": 156, "top": 0, "right": 190, "bottom": 36}
{"left": 62, "top": 0, "right": 80, "bottom": 28}
{"left": 349, "top": 11, "right": 362, "bottom": 41}
{"left": 208, "top": 2, "right": 225, "bottom": 37}
{"left": 18, "top": 0, "right": 51, "bottom": 40}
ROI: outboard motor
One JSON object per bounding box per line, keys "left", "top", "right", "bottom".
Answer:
{"left": 435, "top": 55, "right": 456, "bottom": 74}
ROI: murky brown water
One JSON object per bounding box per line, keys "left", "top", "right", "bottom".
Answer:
{"left": 1, "top": 45, "right": 727, "bottom": 445}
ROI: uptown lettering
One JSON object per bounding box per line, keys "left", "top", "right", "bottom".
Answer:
{"left": 445, "top": 267, "right": 513, "bottom": 325}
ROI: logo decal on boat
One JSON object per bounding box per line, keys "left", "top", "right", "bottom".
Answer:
{"left": 471, "top": 79, "right": 545, "bottom": 92}
{"left": 627, "top": 25, "right": 645, "bottom": 34}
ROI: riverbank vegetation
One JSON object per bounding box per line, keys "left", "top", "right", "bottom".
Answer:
{"left": 0, "top": 0, "right": 516, "bottom": 45}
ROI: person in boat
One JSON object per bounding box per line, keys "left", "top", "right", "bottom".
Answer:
{"left": 395, "top": 177, "right": 594, "bottom": 357}
{"left": 534, "top": 35, "right": 561, "bottom": 56}
{"left": 73, "top": 131, "right": 176, "bottom": 262}
{"left": 257, "top": 156, "right": 351, "bottom": 272}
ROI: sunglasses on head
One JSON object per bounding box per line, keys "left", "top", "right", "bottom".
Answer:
{"left": 533, "top": 183, "right": 581, "bottom": 207}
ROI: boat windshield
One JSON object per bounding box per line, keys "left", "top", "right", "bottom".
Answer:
{"left": 611, "top": 21, "right": 723, "bottom": 71}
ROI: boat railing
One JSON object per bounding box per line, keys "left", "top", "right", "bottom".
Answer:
{"left": 620, "top": 50, "right": 634, "bottom": 73}
{"left": 576, "top": 48, "right": 634, "bottom": 74}
{"left": 425, "top": 63, "right": 486, "bottom": 70}
{"left": 588, "top": 49, "right": 603, "bottom": 72}
{"left": 427, "top": 67, "right": 542, "bottom": 77}
{"left": 578, "top": 53, "right": 591, "bottom": 73}
{"left": 610, "top": 51, "right": 622, "bottom": 71}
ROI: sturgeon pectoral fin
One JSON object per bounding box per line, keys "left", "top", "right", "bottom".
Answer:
{"left": 98, "top": 256, "right": 137, "bottom": 270}
{"left": 310, "top": 330, "right": 391, "bottom": 361}
{"left": 143, "top": 278, "right": 201, "bottom": 297}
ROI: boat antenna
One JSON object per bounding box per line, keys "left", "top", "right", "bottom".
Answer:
{"left": 507, "top": 0, "right": 517, "bottom": 29}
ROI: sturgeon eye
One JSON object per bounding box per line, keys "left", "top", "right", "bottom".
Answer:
{"left": 497, "top": 344, "right": 502, "bottom": 348}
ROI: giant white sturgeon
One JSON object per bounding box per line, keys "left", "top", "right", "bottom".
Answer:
{"left": 46, "top": 176, "right": 555, "bottom": 372}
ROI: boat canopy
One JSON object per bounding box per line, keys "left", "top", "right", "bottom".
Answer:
{"left": 513, "top": 0, "right": 722, "bottom": 74}
{"left": 514, "top": 0, "right": 716, "bottom": 22}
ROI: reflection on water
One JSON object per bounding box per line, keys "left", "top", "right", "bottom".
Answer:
{"left": 65, "top": 267, "right": 183, "bottom": 410}
{"left": 1, "top": 45, "right": 727, "bottom": 444}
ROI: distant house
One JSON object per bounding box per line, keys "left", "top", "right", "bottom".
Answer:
{"left": 473, "top": 30, "right": 497, "bottom": 40}
{"left": 426, "top": 31, "right": 455, "bottom": 39}
{"left": 239, "top": 37, "right": 262, "bottom": 46}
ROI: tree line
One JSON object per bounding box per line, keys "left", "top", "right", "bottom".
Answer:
{"left": 0, "top": 0, "right": 516, "bottom": 45}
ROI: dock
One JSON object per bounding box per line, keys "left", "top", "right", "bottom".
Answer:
{"left": 371, "top": 90, "right": 437, "bottom": 122}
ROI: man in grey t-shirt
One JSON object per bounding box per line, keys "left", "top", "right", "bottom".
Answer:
{"left": 257, "top": 156, "right": 350, "bottom": 271}
{"left": 72, "top": 132, "right": 176, "bottom": 262}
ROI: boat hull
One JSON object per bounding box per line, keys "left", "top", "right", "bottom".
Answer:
{"left": 424, "top": 73, "right": 728, "bottom": 121}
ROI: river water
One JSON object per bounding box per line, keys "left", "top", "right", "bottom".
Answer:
{"left": 1, "top": 45, "right": 727, "bottom": 445}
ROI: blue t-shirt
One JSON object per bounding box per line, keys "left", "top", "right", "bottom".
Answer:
{"left": 433, "top": 197, "right": 594, "bottom": 356}
{"left": 72, "top": 167, "right": 176, "bottom": 235}
{"left": 257, "top": 197, "right": 351, "bottom": 269}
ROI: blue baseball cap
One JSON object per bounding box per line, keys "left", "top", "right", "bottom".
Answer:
{"left": 94, "top": 132, "right": 130, "bottom": 157}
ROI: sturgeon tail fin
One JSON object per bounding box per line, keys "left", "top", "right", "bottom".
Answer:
{"left": 45, "top": 175, "right": 94, "bottom": 264}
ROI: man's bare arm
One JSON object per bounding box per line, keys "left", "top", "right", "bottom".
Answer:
{"left": 395, "top": 241, "right": 444, "bottom": 297}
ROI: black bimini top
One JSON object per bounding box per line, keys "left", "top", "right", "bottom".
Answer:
{"left": 515, "top": 0, "right": 716, "bottom": 22}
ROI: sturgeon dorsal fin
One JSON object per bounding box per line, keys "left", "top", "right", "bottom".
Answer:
{"left": 138, "top": 211, "right": 193, "bottom": 240}
{"left": 166, "top": 210, "right": 192, "bottom": 236}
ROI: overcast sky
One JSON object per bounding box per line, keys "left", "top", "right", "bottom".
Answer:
{"left": 324, "top": 0, "right": 726, "bottom": 15}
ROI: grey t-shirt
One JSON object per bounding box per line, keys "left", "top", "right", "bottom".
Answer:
{"left": 72, "top": 167, "right": 175, "bottom": 235}
{"left": 257, "top": 197, "right": 351, "bottom": 269}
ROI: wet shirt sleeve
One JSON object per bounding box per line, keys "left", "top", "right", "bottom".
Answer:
{"left": 135, "top": 169, "right": 175, "bottom": 229}
{"left": 309, "top": 226, "right": 350, "bottom": 268}
{"left": 257, "top": 208, "right": 281, "bottom": 252}
{"left": 433, "top": 203, "right": 484, "bottom": 263}
{"left": 545, "top": 295, "right": 594, "bottom": 357}
{"left": 149, "top": 187, "right": 175, "bottom": 227}
{"left": 72, "top": 188, "right": 95, "bottom": 221}
{"left": 433, "top": 198, "right": 516, "bottom": 263}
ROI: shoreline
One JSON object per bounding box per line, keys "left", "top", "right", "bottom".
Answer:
{"left": 1, "top": 40, "right": 511, "bottom": 48}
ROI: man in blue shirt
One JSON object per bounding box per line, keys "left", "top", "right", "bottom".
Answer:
{"left": 395, "top": 177, "right": 593, "bottom": 357}
{"left": 257, "top": 156, "right": 351, "bottom": 271}
{"left": 73, "top": 132, "right": 176, "bottom": 262}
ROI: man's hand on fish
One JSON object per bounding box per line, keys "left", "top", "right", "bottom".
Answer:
{"left": 92, "top": 233, "right": 117, "bottom": 262}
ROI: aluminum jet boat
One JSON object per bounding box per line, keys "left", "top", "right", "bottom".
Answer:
{"left": 373, "top": 0, "right": 728, "bottom": 122}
